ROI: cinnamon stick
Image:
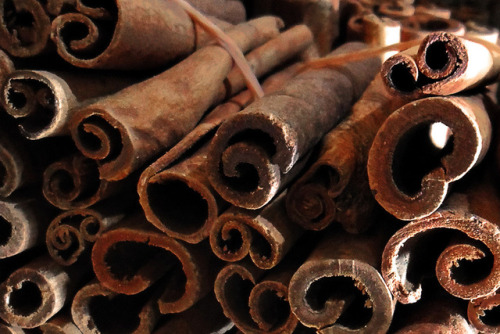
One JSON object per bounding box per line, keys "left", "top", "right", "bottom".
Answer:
{"left": 207, "top": 42, "right": 381, "bottom": 209}
{"left": 1, "top": 70, "right": 139, "bottom": 139}
{"left": 0, "top": 256, "right": 87, "bottom": 328}
{"left": 69, "top": 17, "right": 283, "bottom": 181}
{"left": 288, "top": 229, "right": 395, "bottom": 333}
{"left": 91, "top": 215, "right": 221, "bottom": 314}
{"left": 0, "top": 0, "right": 51, "bottom": 57}
{"left": 210, "top": 192, "right": 303, "bottom": 270}
{"left": 367, "top": 95, "right": 492, "bottom": 220}
{"left": 50, "top": 0, "right": 245, "bottom": 69}
{"left": 286, "top": 74, "right": 413, "bottom": 233}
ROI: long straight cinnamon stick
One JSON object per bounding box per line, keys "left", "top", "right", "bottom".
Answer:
{"left": 69, "top": 17, "right": 283, "bottom": 181}
{"left": 207, "top": 42, "right": 381, "bottom": 209}
{"left": 50, "top": 0, "right": 243, "bottom": 69}
{"left": 286, "top": 74, "right": 413, "bottom": 233}
{"left": 1, "top": 70, "right": 139, "bottom": 139}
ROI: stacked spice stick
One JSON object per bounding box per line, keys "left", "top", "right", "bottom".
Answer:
{"left": 0, "top": 0, "right": 499, "bottom": 333}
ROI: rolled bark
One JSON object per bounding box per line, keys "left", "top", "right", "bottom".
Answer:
{"left": 288, "top": 230, "right": 395, "bottom": 333}
{"left": 0, "top": 256, "right": 87, "bottom": 328}
{"left": 46, "top": 199, "right": 129, "bottom": 265}
{"left": 140, "top": 62, "right": 306, "bottom": 245}
{"left": 468, "top": 290, "right": 500, "bottom": 333}
{"left": 207, "top": 42, "right": 381, "bottom": 209}
{"left": 0, "top": 196, "right": 55, "bottom": 259}
{"left": 69, "top": 17, "right": 283, "bottom": 181}
{"left": 50, "top": 0, "right": 250, "bottom": 69}
{"left": 91, "top": 215, "right": 221, "bottom": 314}
{"left": 0, "top": 0, "right": 51, "bottom": 57}
{"left": 381, "top": 191, "right": 500, "bottom": 304}
{"left": 215, "top": 259, "right": 299, "bottom": 334}
{"left": 210, "top": 192, "right": 303, "bottom": 270}
{"left": 286, "top": 74, "right": 413, "bottom": 233}
{"left": 1, "top": 70, "right": 139, "bottom": 139}
{"left": 42, "top": 154, "right": 131, "bottom": 210}
{"left": 71, "top": 280, "right": 159, "bottom": 334}
{"left": 367, "top": 95, "right": 492, "bottom": 220}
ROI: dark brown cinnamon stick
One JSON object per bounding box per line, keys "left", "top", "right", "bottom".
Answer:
{"left": 367, "top": 95, "right": 492, "bottom": 220}
{"left": 215, "top": 259, "right": 299, "bottom": 334}
{"left": 0, "top": 0, "right": 51, "bottom": 57}
{"left": 210, "top": 192, "right": 303, "bottom": 270}
{"left": 286, "top": 74, "right": 413, "bottom": 233}
{"left": 1, "top": 70, "right": 139, "bottom": 139}
{"left": 69, "top": 17, "right": 283, "bottom": 181}
{"left": 42, "top": 154, "right": 130, "bottom": 210}
{"left": 50, "top": 0, "right": 246, "bottom": 69}
{"left": 0, "top": 256, "right": 87, "bottom": 328}
{"left": 288, "top": 230, "right": 395, "bottom": 333}
{"left": 46, "top": 201, "right": 128, "bottom": 265}
{"left": 140, "top": 64, "right": 306, "bottom": 244}
{"left": 381, "top": 194, "right": 500, "bottom": 304}
{"left": 207, "top": 42, "right": 381, "bottom": 209}
{"left": 91, "top": 215, "right": 221, "bottom": 314}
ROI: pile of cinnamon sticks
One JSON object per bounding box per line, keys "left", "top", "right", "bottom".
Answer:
{"left": 0, "top": 0, "right": 499, "bottom": 333}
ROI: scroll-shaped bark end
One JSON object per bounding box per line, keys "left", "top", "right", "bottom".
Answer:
{"left": 46, "top": 209, "right": 105, "bottom": 266}
{"left": 289, "top": 259, "right": 394, "bottom": 333}
{"left": 210, "top": 213, "right": 283, "bottom": 270}
{"left": 2, "top": 71, "right": 76, "bottom": 140}
{"left": 50, "top": 11, "right": 116, "bottom": 69}
{"left": 42, "top": 155, "right": 107, "bottom": 210}
{"left": 145, "top": 172, "right": 217, "bottom": 244}
{"left": 382, "top": 211, "right": 500, "bottom": 304}
{"left": 416, "top": 32, "right": 465, "bottom": 80}
{"left": 436, "top": 243, "right": 499, "bottom": 300}
{"left": 72, "top": 282, "right": 157, "bottom": 334}
{"left": 70, "top": 108, "right": 132, "bottom": 181}
{"left": 0, "top": 144, "right": 23, "bottom": 198}
{"left": 92, "top": 227, "right": 201, "bottom": 313}
{"left": 0, "top": 0, "right": 51, "bottom": 57}
{"left": 368, "top": 97, "right": 490, "bottom": 221}
{"left": 215, "top": 263, "right": 296, "bottom": 333}
{"left": 0, "top": 323, "right": 25, "bottom": 334}
{"left": 0, "top": 202, "right": 35, "bottom": 259}
{"left": 0, "top": 269, "right": 61, "bottom": 328}
{"left": 381, "top": 53, "right": 421, "bottom": 99}
{"left": 286, "top": 161, "right": 348, "bottom": 231}
{"left": 468, "top": 291, "right": 500, "bottom": 333}
{"left": 248, "top": 281, "right": 298, "bottom": 333}
{"left": 208, "top": 110, "right": 297, "bottom": 209}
